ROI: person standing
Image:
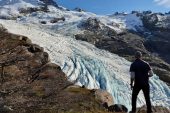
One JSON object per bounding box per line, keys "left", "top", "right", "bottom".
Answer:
{"left": 129, "top": 51, "right": 154, "bottom": 113}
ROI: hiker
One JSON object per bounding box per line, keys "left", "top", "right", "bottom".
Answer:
{"left": 129, "top": 51, "right": 154, "bottom": 113}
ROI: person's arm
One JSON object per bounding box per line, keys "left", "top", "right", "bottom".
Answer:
{"left": 130, "top": 63, "right": 135, "bottom": 89}
{"left": 147, "top": 63, "right": 154, "bottom": 77}
{"left": 130, "top": 72, "right": 135, "bottom": 89}
{"left": 148, "top": 69, "right": 154, "bottom": 77}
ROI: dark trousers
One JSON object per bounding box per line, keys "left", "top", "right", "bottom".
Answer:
{"left": 132, "top": 84, "right": 152, "bottom": 113}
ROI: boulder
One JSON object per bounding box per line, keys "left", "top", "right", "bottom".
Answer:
{"left": 37, "top": 63, "right": 61, "bottom": 80}
{"left": 28, "top": 44, "right": 44, "bottom": 53}
{"left": 80, "top": 17, "right": 101, "bottom": 31}
{"left": 94, "top": 89, "right": 114, "bottom": 107}
{"left": 108, "top": 104, "right": 128, "bottom": 112}
{"left": 50, "top": 17, "right": 65, "bottom": 23}
{"left": 40, "top": 21, "right": 47, "bottom": 24}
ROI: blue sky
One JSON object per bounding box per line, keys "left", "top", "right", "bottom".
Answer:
{"left": 57, "top": 0, "right": 170, "bottom": 15}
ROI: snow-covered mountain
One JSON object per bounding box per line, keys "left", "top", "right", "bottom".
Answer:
{"left": 0, "top": 0, "right": 40, "bottom": 17}
{"left": 0, "top": 0, "right": 170, "bottom": 111}
{"left": 0, "top": 0, "right": 59, "bottom": 19}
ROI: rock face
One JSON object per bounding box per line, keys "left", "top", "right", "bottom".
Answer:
{"left": 142, "top": 13, "right": 159, "bottom": 30}
{"left": 141, "top": 13, "right": 170, "bottom": 31}
{"left": 135, "top": 12, "right": 170, "bottom": 65}
{"left": 19, "top": 7, "right": 49, "bottom": 14}
{"left": 0, "top": 28, "right": 113, "bottom": 113}
{"left": 80, "top": 18, "right": 101, "bottom": 31}
{"left": 79, "top": 17, "right": 117, "bottom": 36}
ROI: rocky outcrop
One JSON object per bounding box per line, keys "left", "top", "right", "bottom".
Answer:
{"left": 79, "top": 18, "right": 101, "bottom": 31}
{"left": 79, "top": 17, "right": 117, "bottom": 36}
{"left": 19, "top": 6, "right": 49, "bottom": 14}
{"left": 94, "top": 89, "right": 114, "bottom": 107}
{"left": 141, "top": 13, "right": 170, "bottom": 31}
{"left": 50, "top": 17, "right": 65, "bottom": 23}
{"left": 142, "top": 13, "right": 159, "bottom": 30}
{"left": 0, "top": 28, "right": 68, "bottom": 112}
{"left": 77, "top": 17, "right": 149, "bottom": 55}
{"left": 0, "top": 27, "right": 118, "bottom": 113}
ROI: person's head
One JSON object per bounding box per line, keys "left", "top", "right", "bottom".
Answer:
{"left": 135, "top": 51, "right": 142, "bottom": 59}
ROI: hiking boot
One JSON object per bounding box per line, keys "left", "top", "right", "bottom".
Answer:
{"left": 147, "top": 111, "right": 153, "bottom": 113}
{"left": 129, "top": 111, "right": 136, "bottom": 113}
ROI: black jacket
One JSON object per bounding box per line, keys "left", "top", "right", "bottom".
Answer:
{"left": 130, "top": 59, "right": 151, "bottom": 86}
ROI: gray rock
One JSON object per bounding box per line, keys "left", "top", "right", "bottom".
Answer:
{"left": 94, "top": 89, "right": 114, "bottom": 107}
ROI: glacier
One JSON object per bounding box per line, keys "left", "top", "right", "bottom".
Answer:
{"left": 0, "top": 19, "right": 170, "bottom": 111}
{"left": 0, "top": 0, "right": 170, "bottom": 110}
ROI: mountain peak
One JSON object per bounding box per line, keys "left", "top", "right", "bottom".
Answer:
{"left": 39, "top": 0, "right": 58, "bottom": 7}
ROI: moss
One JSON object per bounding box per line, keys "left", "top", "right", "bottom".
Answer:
{"left": 65, "top": 87, "right": 91, "bottom": 95}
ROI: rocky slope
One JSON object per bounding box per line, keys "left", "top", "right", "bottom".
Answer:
{"left": 0, "top": 27, "right": 114, "bottom": 113}
{"left": 141, "top": 12, "right": 170, "bottom": 63}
